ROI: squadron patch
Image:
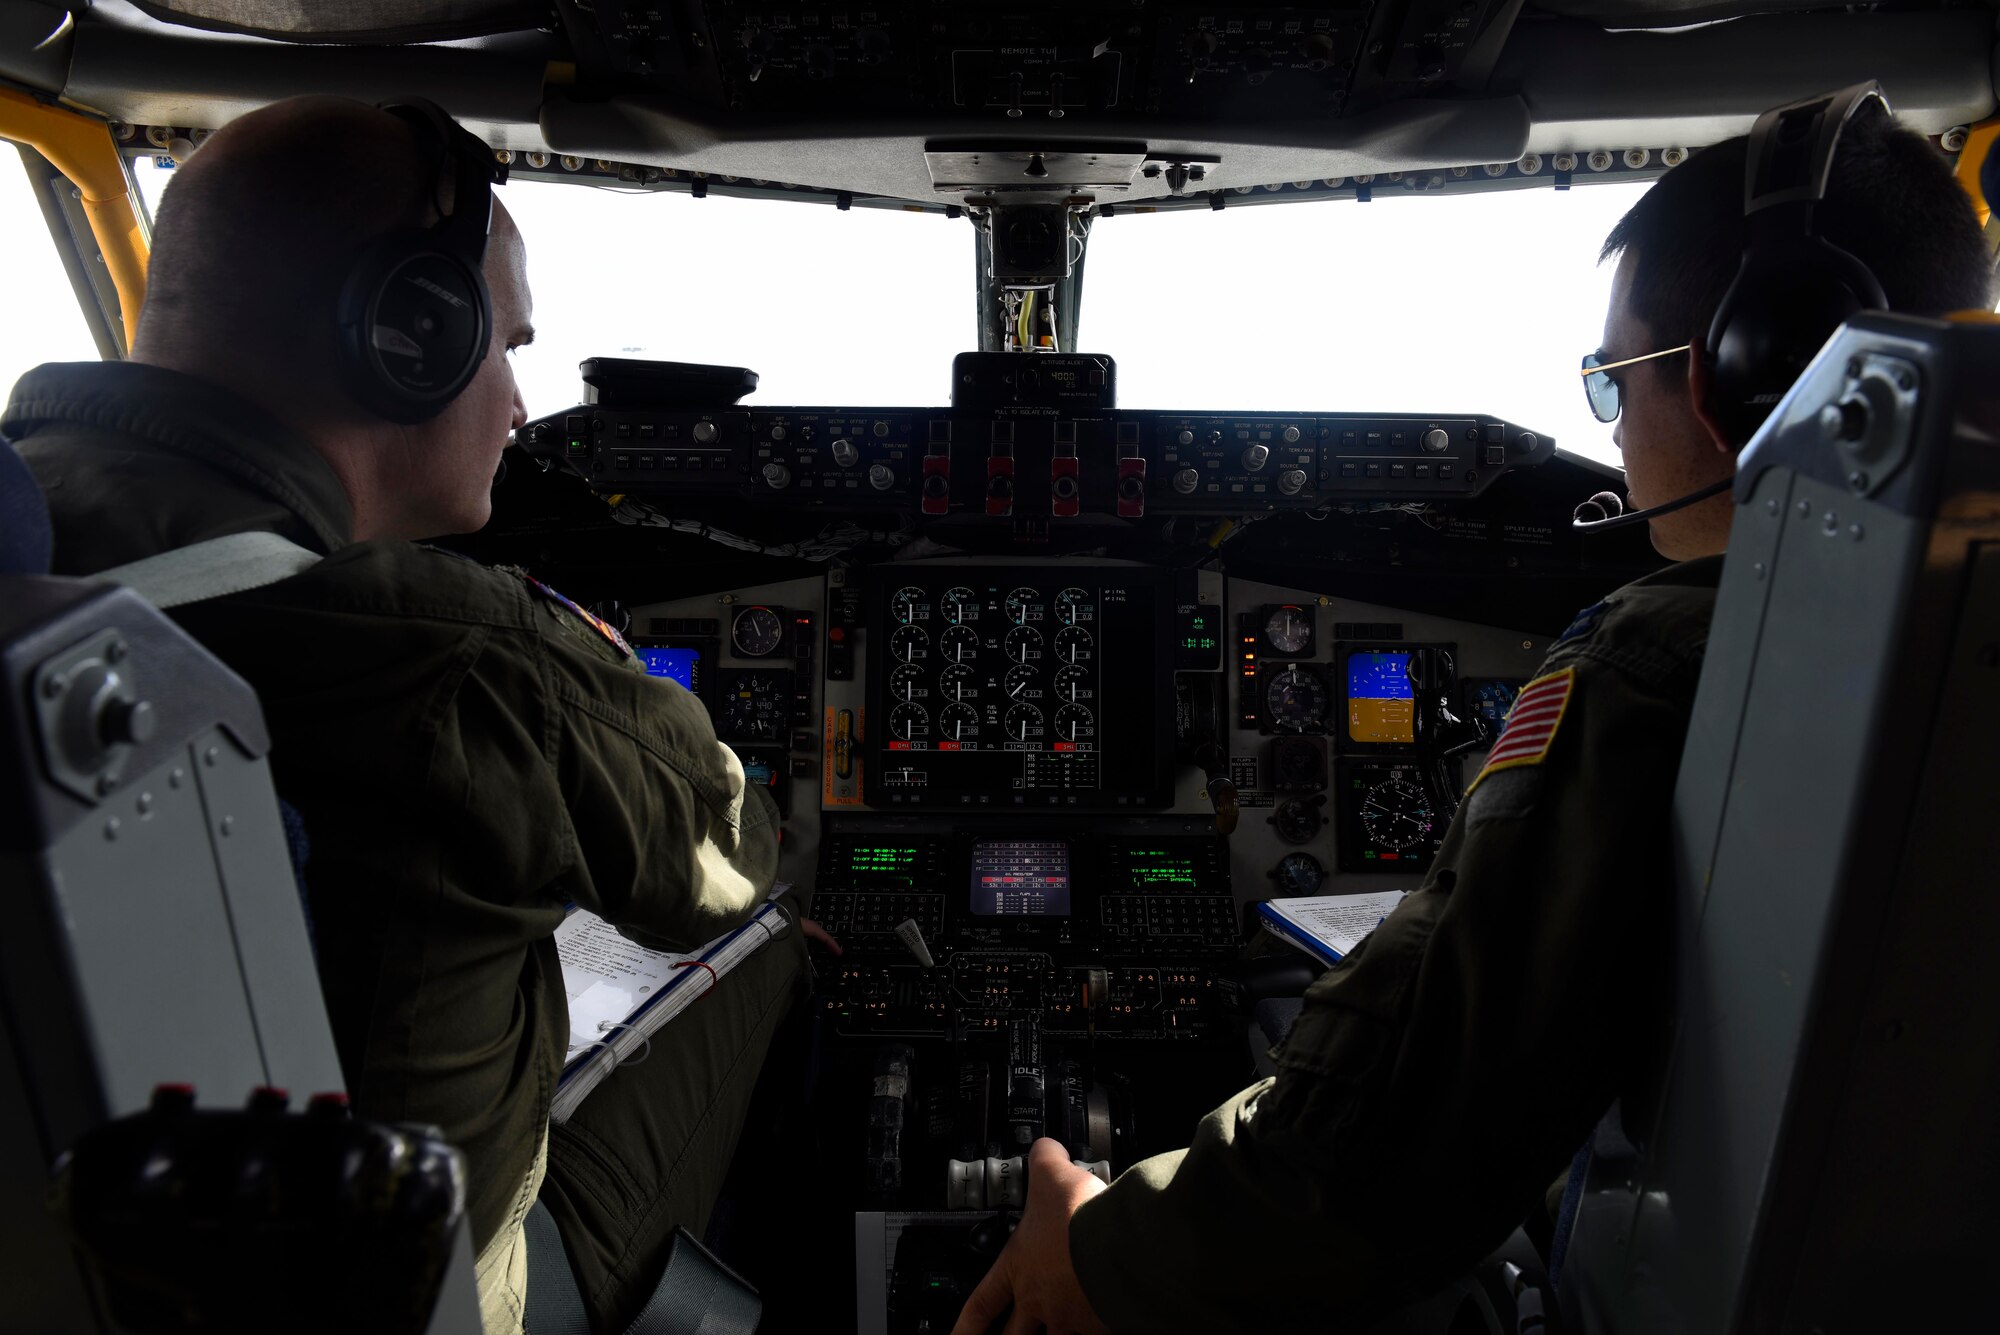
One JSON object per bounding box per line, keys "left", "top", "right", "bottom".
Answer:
{"left": 1466, "top": 667, "right": 1574, "bottom": 793}
{"left": 520, "top": 573, "right": 633, "bottom": 659}
{"left": 1554, "top": 601, "right": 1609, "bottom": 648}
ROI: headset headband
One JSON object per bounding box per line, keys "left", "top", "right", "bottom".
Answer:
{"left": 378, "top": 98, "right": 503, "bottom": 267}
{"left": 1743, "top": 82, "right": 1889, "bottom": 235}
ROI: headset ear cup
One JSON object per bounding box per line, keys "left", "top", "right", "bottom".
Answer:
{"left": 1705, "top": 237, "right": 1881, "bottom": 445}
{"left": 334, "top": 231, "right": 492, "bottom": 425}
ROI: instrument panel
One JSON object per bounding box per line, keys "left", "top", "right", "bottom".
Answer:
{"left": 867, "top": 570, "right": 1172, "bottom": 808}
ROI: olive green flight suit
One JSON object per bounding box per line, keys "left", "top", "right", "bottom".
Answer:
{"left": 7, "top": 362, "right": 808, "bottom": 1334}
{"left": 1069, "top": 557, "right": 1722, "bottom": 1333}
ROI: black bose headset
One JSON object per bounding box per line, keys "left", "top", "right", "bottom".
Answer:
{"left": 1577, "top": 82, "right": 1892, "bottom": 532}
{"left": 334, "top": 98, "right": 506, "bottom": 425}
{"left": 1704, "top": 80, "right": 1891, "bottom": 444}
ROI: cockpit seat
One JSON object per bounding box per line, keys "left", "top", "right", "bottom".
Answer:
{"left": 0, "top": 432, "right": 484, "bottom": 1333}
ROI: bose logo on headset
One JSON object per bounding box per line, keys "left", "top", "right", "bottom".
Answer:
{"left": 333, "top": 97, "right": 507, "bottom": 424}
{"left": 1575, "top": 81, "right": 1890, "bottom": 534}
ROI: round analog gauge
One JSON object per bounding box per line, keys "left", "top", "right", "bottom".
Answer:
{"left": 1273, "top": 852, "right": 1325, "bottom": 896}
{"left": 1053, "top": 665, "right": 1091, "bottom": 704}
{"left": 939, "top": 664, "right": 978, "bottom": 702}
{"left": 1005, "top": 625, "right": 1044, "bottom": 665}
{"left": 1004, "top": 666, "right": 1040, "bottom": 700}
{"left": 890, "top": 586, "right": 925, "bottom": 625}
{"left": 889, "top": 703, "right": 929, "bottom": 741}
{"left": 1055, "top": 587, "right": 1092, "bottom": 626}
{"left": 1264, "top": 667, "right": 1328, "bottom": 731}
{"left": 940, "top": 624, "right": 980, "bottom": 663}
{"left": 731, "top": 606, "right": 784, "bottom": 657}
{"left": 1054, "top": 703, "right": 1094, "bottom": 742}
{"left": 1360, "top": 777, "right": 1435, "bottom": 851}
{"left": 1469, "top": 680, "right": 1519, "bottom": 730}
{"left": 939, "top": 702, "right": 979, "bottom": 742}
{"left": 1263, "top": 605, "right": 1312, "bottom": 655}
{"left": 1004, "top": 587, "right": 1040, "bottom": 625}
{"left": 1275, "top": 798, "right": 1323, "bottom": 845}
{"left": 1005, "top": 704, "right": 1044, "bottom": 742}
{"left": 942, "top": 586, "right": 980, "bottom": 624}
{"left": 890, "top": 624, "right": 929, "bottom": 664}
{"left": 891, "top": 664, "right": 925, "bottom": 702}
{"left": 1053, "top": 626, "right": 1094, "bottom": 665}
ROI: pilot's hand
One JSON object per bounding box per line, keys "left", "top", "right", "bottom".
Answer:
{"left": 800, "top": 918, "right": 843, "bottom": 955}
{"left": 952, "top": 1137, "right": 1110, "bottom": 1335}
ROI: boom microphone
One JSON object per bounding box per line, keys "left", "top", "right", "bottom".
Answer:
{"left": 1571, "top": 476, "right": 1734, "bottom": 532}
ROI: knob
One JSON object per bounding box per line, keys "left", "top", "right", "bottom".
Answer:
{"left": 102, "top": 698, "right": 156, "bottom": 746}
{"left": 1176, "top": 428, "right": 1195, "bottom": 447}
{"left": 1206, "top": 429, "right": 1223, "bottom": 446}
{"left": 873, "top": 419, "right": 891, "bottom": 438}
{"left": 1422, "top": 427, "right": 1450, "bottom": 453}
{"left": 987, "top": 475, "right": 1015, "bottom": 501}
{"left": 1241, "top": 443, "right": 1270, "bottom": 472}
{"left": 1517, "top": 432, "right": 1539, "bottom": 452}
{"left": 1117, "top": 474, "right": 1145, "bottom": 501}
{"left": 1278, "top": 469, "right": 1307, "bottom": 496}
{"left": 692, "top": 420, "right": 719, "bottom": 444}
{"left": 922, "top": 473, "right": 950, "bottom": 500}
{"left": 1052, "top": 475, "right": 1079, "bottom": 501}
{"left": 1281, "top": 424, "right": 1301, "bottom": 444}
{"left": 868, "top": 463, "right": 896, "bottom": 491}
{"left": 832, "top": 438, "right": 860, "bottom": 468}
{"left": 761, "top": 462, "right": 792, "bottom": 489}
{"left": 768, "top": 423, "right": 788, "bottom": 442}
{"left": 1172, "top": 467, "right": 1200, "bottom": 495}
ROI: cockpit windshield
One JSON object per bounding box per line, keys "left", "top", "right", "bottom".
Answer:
{"left": 116, "top": 158, "right": 1646, "bottom": 467}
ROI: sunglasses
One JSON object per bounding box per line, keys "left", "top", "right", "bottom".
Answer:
{"left": 1580, "top": 345, "right": 1692, "bottom": 423}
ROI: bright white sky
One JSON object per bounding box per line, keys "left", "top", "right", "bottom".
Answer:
{"left": 3, "top": 154, "right": 1651, "bottom": 468}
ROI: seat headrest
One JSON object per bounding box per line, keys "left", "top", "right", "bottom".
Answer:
{"left": 0, "top": 433, "right": 53, "bottom": 576}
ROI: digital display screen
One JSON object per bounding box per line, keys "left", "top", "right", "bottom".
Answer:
{"left": 866, "top": 569, "right": 1173, "bottom": 807}
{"left": 639, "top": 646, "right": 700, "bottom": 693}
{"left": 1346, "top": 651, "right": 1415, "bottom": 745}
{"left": 1121, "top": 847, "right": 1201, "bottom": 890}
{"left": 969, "top": 840, "right": 1072, "bottom": 917}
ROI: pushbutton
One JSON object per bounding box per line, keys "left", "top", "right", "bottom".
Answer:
{"left": 1485, "top": 446, "right": 1506, "bottom": 466}
{"left": 1483, "top": 422, "right": 1504, "bottom": 444}
{"left": 1364, "top": 463, "right": 1382, "bottom": 478}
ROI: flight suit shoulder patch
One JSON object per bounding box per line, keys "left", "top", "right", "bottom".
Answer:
{"left": 1465, "top": 666, "right": 1574, "bottom": 794}
{"left": 517, "top": 572, "right": 633, "bottom": 660}
{"left": 1554, "top": 600, "right": 1609, "bottom": 648}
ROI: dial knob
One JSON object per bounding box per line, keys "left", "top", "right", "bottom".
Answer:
{"left": 1422, "top": 427, "right": 1450, "bottom": 453}
{"left": 868, "top": 463, "right": 896, "bottom": 491}
{"left": 1278, "top": 468, "right": 1307, "bottom": 496}
{"left": 832, "top": 438, "right": 860, "bottom": 468}
{"left": 1517, "top": 432, "right": 1539, "bottom": 452}
{"left": 1172, "top": 467, "right": 1199, "bottom": 495}
{"left": 1242, "top": 443, "right": 1270, "bottom": 472}
{"left": 1176, "top": 428, "right": 1195, "bottom": 447}
{"left": 692, "top": 420, "right": 719, "bottom": 444}
{"left": 768, "top": 423, "right": 788, "bottom": 442}
{"left": 1281, "top": 424, "right": 1301, "bottom": 444}
{"left": 761, "top": 462, "right": 791, "bottom": 489}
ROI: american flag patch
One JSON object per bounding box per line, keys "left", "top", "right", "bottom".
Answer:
{"left": 1467, "top": 667, "right": 1575, "bottom": 792}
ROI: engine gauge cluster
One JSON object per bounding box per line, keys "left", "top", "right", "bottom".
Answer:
{"left": 867, "top": 570, "right": 1170, "bottom": 808}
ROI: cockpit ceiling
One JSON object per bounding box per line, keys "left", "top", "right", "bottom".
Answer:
{"left": 113, "top": 0, "right": 1935, "bottom": 43}
{"left": 28, "top": 1, "right": 2000, "bottom": 209}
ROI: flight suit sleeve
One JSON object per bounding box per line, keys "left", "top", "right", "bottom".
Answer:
{"left": 526, "top": 590, "right": 781, "bottom": 950}
{"left": 1068, "top": 624, "right": 1698, "bottom": 1333}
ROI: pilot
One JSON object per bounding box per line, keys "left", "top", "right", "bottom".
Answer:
{"left": 954, "top": 106, "right": 1994, "bottom": 1332}
{"left": 3, "top": 98, "right": 819, "bottom": 1335}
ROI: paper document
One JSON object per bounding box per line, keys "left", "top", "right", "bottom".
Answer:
{"left": 551, "top": 883, "right": 793, "bottom": 1121}
{"left": 1256, "top": 891, "right": 1408, "bottom": 968}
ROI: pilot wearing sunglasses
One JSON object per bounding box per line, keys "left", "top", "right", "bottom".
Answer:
{"left": 957, "top": 92, "right": 1994, "bottom": 1335}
